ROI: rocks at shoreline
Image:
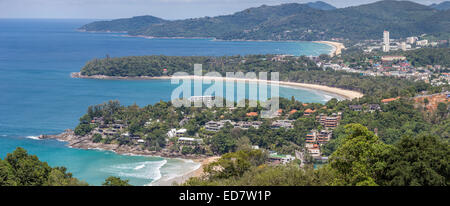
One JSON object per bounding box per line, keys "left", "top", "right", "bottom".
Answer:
{"left": 39, "top": 129, "right": 208, "bottom": 160}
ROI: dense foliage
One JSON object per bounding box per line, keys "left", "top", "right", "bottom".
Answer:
{"left": 185, "top": 124, "right": 449, "bottom": 186}
{"left": 79, "top": 1, "right": 450, "bottom": 41}
{"left": 0, "top": 147, "right": 88, "bottom": 186}
{"left": 102, "top": 176, "right": 132, "bottom": 186}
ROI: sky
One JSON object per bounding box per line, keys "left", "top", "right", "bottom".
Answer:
{"left": 0, "top": 0, "right": 447, "bottom": 20}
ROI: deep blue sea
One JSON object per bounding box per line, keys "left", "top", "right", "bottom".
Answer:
{"left": 0, "top": 19, "right": 334, "bottom": 185}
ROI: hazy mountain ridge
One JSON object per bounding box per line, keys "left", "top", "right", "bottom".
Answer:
{"left": 80, "top": 1, "right": 450, "bottom": 40}
{"left": 430, "top": 1, "right": 450, "bottom": 10}
{"left": 306, "top": 1, "right": 337, "bottom": 10}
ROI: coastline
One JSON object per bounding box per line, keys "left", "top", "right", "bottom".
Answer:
{"left": 72, "top": 72, "right": 363, "bottom": 100}
{"left": 78, "top": 30, "right": 337, "bottom": 57}
{"left": 150, "top": 156, "right": 220, "bottom": 186}
{"left": 313, "top": 41, "right": 345, "bottom": 57}
{"left": 39, "top": 130, "right": 217, "bottom": 185}
{"left": 38, "top": 129, "right": 210, "bottom": 160}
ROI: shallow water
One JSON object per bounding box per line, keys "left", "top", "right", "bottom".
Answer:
{"left": 0, "top": 19, "right": 334, "bottom": 185}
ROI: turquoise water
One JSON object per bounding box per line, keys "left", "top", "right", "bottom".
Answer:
{"left": 0, "top": 19, "right": 334, "bottom": 185}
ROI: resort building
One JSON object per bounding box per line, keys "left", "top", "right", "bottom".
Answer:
{"left": 317, "top": 130, "right": 332, "bottom": 144}
{"left": 307, "top": 145, "right": 321, "bottom": 158}
{"left": 271, "top": 120, "right": 295, "bottom": 129}
{"left": 316, "top": 112, "right": 341, "bottom": 129}
{"left": 349, "top": 105, "right": 363, "bottom": 112}
{"left": 189, "top": 96, "right": 215, "bottom": 107}
{"left": 235, "top": 121, "right": 262, "bottom": 130}
{"left": 205, "top": 120, "right": 235, "bottom": 132}
{"left": 268, "top": 153, "right": 296, "bottom": 165}
{"left": 177, "top": 137, "right": 203, "bottom": 145}
{"left": 167, "top": 128, "right": 188, "bottom": 138}
{"left": 305, "top": 130, "right": 318, "bottom": 143}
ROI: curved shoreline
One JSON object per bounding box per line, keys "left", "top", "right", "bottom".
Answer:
{"left": 72, "top": 72, "right": 363, "bottom": 100}
{"left": 38, "top": 130, "right": 214, "bottom": 185}
{"left": 313, "top": 41, "right": 345, "bottom": 57}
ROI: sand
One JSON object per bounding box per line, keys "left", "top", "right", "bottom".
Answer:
{"left": 150, "top": 156, "right": 220, "bottom": 186}
{"left": 72, "top": 73, "right": 363, "bottom": 100}
{"left": 314, "top": 41, "right": 346, "bottom": 57}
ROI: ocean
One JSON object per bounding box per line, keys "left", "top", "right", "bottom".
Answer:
{"left": 0, "top": 19, "right": 334, "bottom": 185}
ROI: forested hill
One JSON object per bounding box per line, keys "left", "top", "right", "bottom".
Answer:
{"left": 430, "top": 1, "right": 450, "bottom": 10}
{"left": 79, "top": 1, "right": 450, "bottom": 40}
{"left": 79, "top": 15, "right": 167, "bottom": 32}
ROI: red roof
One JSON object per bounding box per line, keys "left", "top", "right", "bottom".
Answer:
{"left": 304, "top": 108, "right": 315, "bottom": 113}
{"left": 289, "top": 109, "right": 298, "bottom": 115}
{"left": 246, "top": 112, "right": 258, "bottom": 117}
{"left": 381, "top": 97, "right": 400, "bottom": 103}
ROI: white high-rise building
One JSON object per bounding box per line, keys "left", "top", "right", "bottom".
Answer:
{"left": 383, "top": 31, "right": 390, "bottom": 52}
{"left": 407, "top": 37, "right": 417, "bottom": 44}
{"left": 401, "top": 42, "right": 407, "bottom": 51}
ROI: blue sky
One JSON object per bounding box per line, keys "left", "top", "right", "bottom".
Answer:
{"left": 0, "top": 0, "right": 447, "bottom": 20}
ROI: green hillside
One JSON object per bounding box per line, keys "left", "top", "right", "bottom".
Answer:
{"left": 79, "top": 1, "right": 450, "bottom": 40}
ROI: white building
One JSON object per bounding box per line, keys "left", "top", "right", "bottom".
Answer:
{"left": 416, "top": 40, "right": 429, "bottom": 46}
{"left": 167, "top": 128, "right": 187, "bottom": 138}
{"left": 407, "top": 36, "right": 418, "bottom": 44}
{"left": 401, "top": 42, "right": 407, "bottom": 51}
{"left": 177, "top": 137, "right": 203, "bottom": 145}
{"left": 383, "top": 31, "right": 390, "bottom": 52}
{"left": 189, "top": 96, "right": 215, "bottom": 107}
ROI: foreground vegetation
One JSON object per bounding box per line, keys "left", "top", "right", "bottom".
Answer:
{"left": 185, "top": 124, "right": 449, "bottom": 186}
{"left": 0, "top": 148, "right": 130, "bottom": 186}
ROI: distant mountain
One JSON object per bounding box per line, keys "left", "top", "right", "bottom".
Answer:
{"left": 430, "top": 1, "right": 450, "bottom": 10}
{"left": 80, "top": 0, "right": 450, "bottom": 41}
{"left": 79, "top": 15, "right": 167, "bottom": 32}
{"left": 306, "top": 1, "right": 336, "bottom": 10}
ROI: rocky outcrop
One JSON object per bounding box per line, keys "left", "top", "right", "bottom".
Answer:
{"left": 39, "top": 129, "right": 208, "bottom": 159}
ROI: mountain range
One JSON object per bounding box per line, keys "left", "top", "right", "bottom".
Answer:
{"left": 430, "top": 1, "right": 450, "bottom": 10}
{"left": 79, "top": 0, "right": 450, "bottom": 41}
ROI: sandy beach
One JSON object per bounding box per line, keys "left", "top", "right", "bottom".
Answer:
{"left": 150, "top": 156, "right": 220, "bottom": 186}
{"left": 72, "top": 73, "right": 363, "bottom": 99}
{"left": 313, "top": 41, "right": 345, "bottom": 57}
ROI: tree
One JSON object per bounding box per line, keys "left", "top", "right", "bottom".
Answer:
{"left": 92, "top": 133, "right": 102, "bottom": 143}
{"left": 0, "top": 148, "right": 87, "bottom": 186}
{"left": 437, "top": 102, "right": 448, "bottom": 119}
{"left": 0, "top": 159, "right": 16, "bottom": 186}
{"left": 328, "top": 124, "right": 391, "bottom": 186}
{"left": 102, "top": 176, "right": 131, "bottom": 186}
{"left": 379, "top": 135, "right": 449, "bottom": 186}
